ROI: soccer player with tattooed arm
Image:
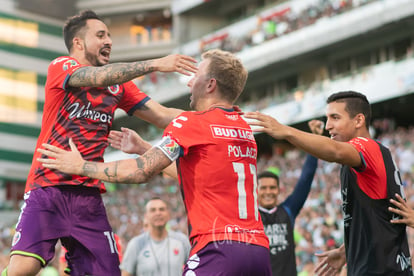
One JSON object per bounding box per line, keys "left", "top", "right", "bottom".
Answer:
{"left": 2, "top": 9, "right": 197, "bottom": 276}
{"left": 37, "top": 49, "right": 272, "bottom": 275}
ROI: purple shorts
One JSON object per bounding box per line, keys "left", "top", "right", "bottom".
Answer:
{"left": 183, "top": 241, "right": 271, "bottom": 276}
{"left": 11, "top": 185, "right": 120, "bottom": 276}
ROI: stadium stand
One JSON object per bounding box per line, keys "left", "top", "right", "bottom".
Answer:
{"left": 0, "top": 0, "right": 413, "bottom": 273}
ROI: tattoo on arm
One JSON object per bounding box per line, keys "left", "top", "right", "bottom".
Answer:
{"left": 80, "top": 148, "right": 171, "bottom": 184}
{"left": 103, "top": 161, "right": 118, "bottom": 182}
{"left": 69, "top": 61, "right": 155, "bottom": 87}
{"left": 83, "top": 161, "right": 98, "bottom": 175}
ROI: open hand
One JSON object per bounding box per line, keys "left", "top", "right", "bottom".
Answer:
{"left": 389, "top": 193, "right": 414, "bottom": 228}
{"left": 37, "top": 138, "right": 84, "bottom": 175}
{"left": 243, "top": 111, "right": 288, "bottom": 139}
{"left": 154, "top": 54, "right": 197, "bottom": 76}
{"left": 315, "top": 246, "right": 346, "bottom": 276}
{"left": 108, "top": 127, "right": 151, "bottom": 155}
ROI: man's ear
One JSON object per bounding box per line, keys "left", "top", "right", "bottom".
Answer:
{"left": 207, "top": 78, "right": 217, "bottom": 92}
{"left": 73, "top": 37, "right": 84, "bottom": 51}
{"left": 355, "top": 113, "right": 365, "bottom": 128}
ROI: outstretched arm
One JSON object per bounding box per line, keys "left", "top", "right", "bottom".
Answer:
{"left": 389, "top": 193, "right": 414, "bottom": 228}
{"left": 244, "top": 112, "right": 361, "bottom": 168}
{"left": 283, "top": 155, "right": 317, "bottom": 218}
{"left": 37, "top": 139, "right": 172, "bottom": 184}
{"left": 131, "top": 99, "right": 183, "bottom": 129}
{"left": 68, "top": 54, "right": 197, "bottom": 87}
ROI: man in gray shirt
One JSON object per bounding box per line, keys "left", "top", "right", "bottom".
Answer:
{"left": 120, "top": 197, "right": 190, "bottom": 276}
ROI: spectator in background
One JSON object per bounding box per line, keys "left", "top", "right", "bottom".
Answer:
{"left": 121, "top": 198, "right": 190, "bottom": 276}
{"left": 258, "top": 120, "right": 321, "bottom": 275}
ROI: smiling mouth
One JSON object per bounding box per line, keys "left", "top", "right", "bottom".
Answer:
{"left": 100, "top": 48, "right": 111, "bottom": 59}
{"left": 330, "top": 134, "right": 337, "bottom": 139}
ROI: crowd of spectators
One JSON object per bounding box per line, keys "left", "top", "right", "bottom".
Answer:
{"left": 0, "top": 120, "right": 412, "bottom": 274}
{"left": 136, "top": 0, "right": 377, "bottom": 98}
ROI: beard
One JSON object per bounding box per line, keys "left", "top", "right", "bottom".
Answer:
{"left": 84, "top": 45, "right": 105, "bottom": 67}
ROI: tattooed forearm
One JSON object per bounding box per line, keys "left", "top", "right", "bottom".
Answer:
{"left": 69, "top": 60, "right": 155, "bottom": 87}
{"left": 135, "top": 155, "right": 159, "bottom": 181}
{"left": 103, "top": 161, "right": 119, "bottom": 182}
{"left": 79, "top": 148, "right": 172, "bottom": 184}
{"left": 83, "top": 161, "right": 98, "bottom": 175}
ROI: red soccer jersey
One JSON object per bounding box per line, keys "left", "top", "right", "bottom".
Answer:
{"left": 347, "top": 137, "right": 387, "bottom": 199}
{"left": 26, "top": 56, "right": 150, "bottom": 192}
{"left": 159, "top": 107, "right": 269, "bottom": 255}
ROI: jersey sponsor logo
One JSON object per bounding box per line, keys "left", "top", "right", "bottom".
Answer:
{"left": 63, "top": 59, "right": 78, "bottom": 71}
{"left": 67, "top": 102, "right": 113, "bottom": 124}
{"left": 157, "top": 136, "right": 181, "bottom": 161}
{"left": 211, "top": 125, "right": 255, "bottom": 142}
{"left": 107, "top": 85, "right": 120, "bottom": 95}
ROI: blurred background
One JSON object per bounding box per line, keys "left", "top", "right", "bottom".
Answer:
{"left": 0, "top": 0, "right": 413, "bottom": 274}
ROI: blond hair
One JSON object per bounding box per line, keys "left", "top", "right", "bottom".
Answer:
{"left": 202, "top": 49, "right": 248, "bottom": 103}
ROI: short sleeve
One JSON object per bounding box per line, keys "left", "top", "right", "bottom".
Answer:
{"left": 47, "top": 56, "right": 87, "bottom": 91}
{"left": 118, "top": 81, "right": 151, "bottom": 115}
{"left": 347, "top": 137, "right": 369, "bottom": 172}
{"left": 347, "top": 137, "right": 387, "bottom": 198}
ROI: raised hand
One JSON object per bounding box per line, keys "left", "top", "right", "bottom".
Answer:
{"left": 309, "top": 119, "right": 325, "bottom": 135}
{"left": 108, "top": 127, "right": 152, "bottom": 155}
{"left": 153, "top": 54, "right": 198, "bottom": 76}
{"left": 37, "top": 138, "right": 85, "bottom": 175}
{"left": 315, "top": 245, "right": 346, "bottom": 276}
{"left": 389, "top": 193, "right": 414, "bottom": 228}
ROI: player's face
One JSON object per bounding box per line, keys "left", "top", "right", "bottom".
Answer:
{"left": 325, "top": 101, "right": 357, "bottom": 142}
{"left": 145, "top": 199, "right": 169, "bottom": 229}
{"left": 258, "top": 177, "right": 279, "bottom": 209}
{"left": 187, "top": 59, "right": 210, "bottom": 110}
{"left": 82, "top": 19, "right": 112, "bottom": 66}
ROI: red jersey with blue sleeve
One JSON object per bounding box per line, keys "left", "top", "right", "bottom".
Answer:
{"left": 347, "top": 137, "right": 387, "bottom": 199}
{"left": 157, "top": 107, "right": 269, "bottom": 255}
{"left": 26, "top": 56, "right": 150, "bottom": 192}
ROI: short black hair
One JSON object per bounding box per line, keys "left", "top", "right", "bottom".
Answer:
{"left": 257, "top": 171, "right": 279, "bottom": 187}
{"left": 327, "top": 91, "right": 371, "bottom": 130}
{"left": 63, "top": 10, "right": 102, "bottom": 52}
{"left": 145, "top": 197, "right": 169, "bottom": 209}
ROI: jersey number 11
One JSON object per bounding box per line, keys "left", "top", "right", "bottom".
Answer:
{"left": 233, "top": 162, "right": 259, "bottom": 221}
